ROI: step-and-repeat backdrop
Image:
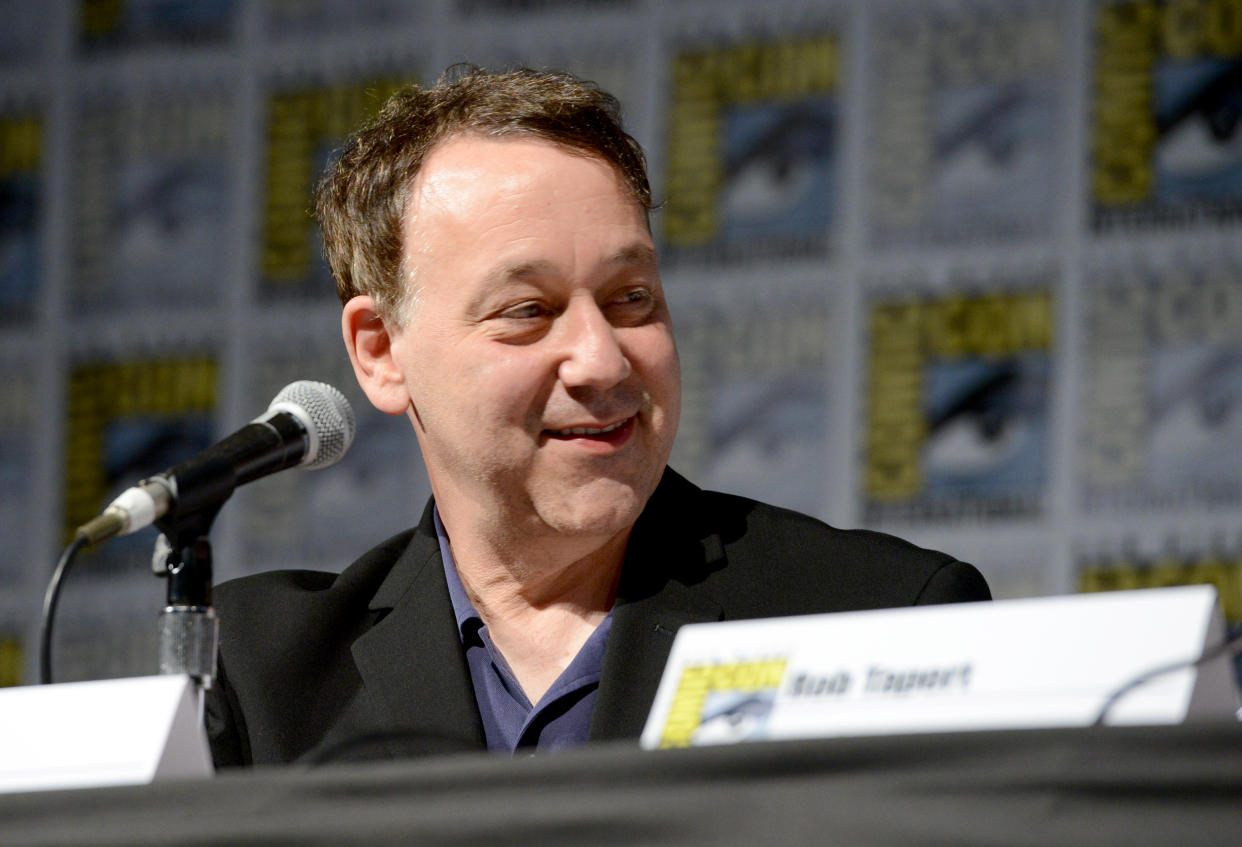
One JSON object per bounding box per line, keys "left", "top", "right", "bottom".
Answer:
{"left": 1, "top": 0, "right": 1240, "bottom": 684}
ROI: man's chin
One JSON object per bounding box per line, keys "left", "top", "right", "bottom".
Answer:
{"left": 532, "top": 474, "right": 657, "bottom": 538}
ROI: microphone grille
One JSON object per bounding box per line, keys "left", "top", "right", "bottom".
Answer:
{"left": 271, "top": 381, "right": 357, "bottom": 469}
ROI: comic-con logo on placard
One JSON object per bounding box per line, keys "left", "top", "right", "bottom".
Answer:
{"left": 658, "top": 658, "right": 788, "bottom": 748}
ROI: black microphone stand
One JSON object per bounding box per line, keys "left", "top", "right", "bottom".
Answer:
{"left": 149, "top": 441, "right": 254, "bottom": 692}
{"left": 152, "top": 518, "right": 219, "bottom": 692}
{"left": 150, "top": 465, "right": 231, "bottom": 693}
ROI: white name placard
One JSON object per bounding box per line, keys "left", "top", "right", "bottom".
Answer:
{"left": 0, "top": 675, "right": 212, "bottom": 794}
{"left": 641, "top": 586, "right": 1238, "bottom": 749}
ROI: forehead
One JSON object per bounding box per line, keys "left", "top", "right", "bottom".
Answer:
{"left": 400, "top": 134, "right": 651, "bottom": 281}
{"left": 404, "top": 133, "right": 641, "bottom": 225}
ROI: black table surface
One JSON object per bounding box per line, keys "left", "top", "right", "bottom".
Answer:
{"left": 3, "top": 722, "right": 1241, "bottom": 846}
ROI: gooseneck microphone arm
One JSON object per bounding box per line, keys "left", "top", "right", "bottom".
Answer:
{"left": 40, "top": 381, "right": 356, "bottom": 687}
{"left": 157, "top": 411, "right": 309, "bottom": 520}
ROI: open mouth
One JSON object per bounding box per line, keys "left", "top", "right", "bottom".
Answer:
{"left": 544, "top": 416, "right": 635, "bottom": 445}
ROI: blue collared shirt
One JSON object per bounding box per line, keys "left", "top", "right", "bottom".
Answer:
{"left": 435, "top": 508, "right": 612, "bottom": 754}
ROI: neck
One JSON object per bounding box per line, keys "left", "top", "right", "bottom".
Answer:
{"left": 436, "top": 504, "right": 631, "bottom": 704}
{"left": 443, "top": 512, "right": 629, "bottom": 618}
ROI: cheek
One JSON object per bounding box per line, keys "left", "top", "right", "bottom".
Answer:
{"left": 630, "top": 326, "right": 682, "bottom": 399}
{"left": 468, "top": 349, "right": 555, "bottom": 425}
{"left": 405, "top": 330, "right": 503, "bottom": 399}
{"left": 401, "top": 337, "right": 487, "bottom": 427}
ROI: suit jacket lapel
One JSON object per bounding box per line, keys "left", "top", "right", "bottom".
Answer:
{"left": 348, "top": 471, "right": 726, "bottom": 750}
{"left": 590, "top": 470, "right": 726, "bottom": 741}
{"left": 350, "top": 505, "right": 486, "bottom": 757}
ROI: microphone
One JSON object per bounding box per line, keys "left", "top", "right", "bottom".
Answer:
{"left": 76, "top": 380, "right": 357, "bottom": 544}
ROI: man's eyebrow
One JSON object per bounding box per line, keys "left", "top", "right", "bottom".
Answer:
{"left": 481, "top": 245, "right": 657, "bottom": 287}
{"left": 606, "top": 244, "right": 659, "bottom": 268}
{"left": 484, "top": 259, "right": 558, "bottom": 286}
{"left": 461, "top": 260, "right": 555, "bottom": 316}
{"left": 468, "top": 245, "right": 660, "bottom": 313}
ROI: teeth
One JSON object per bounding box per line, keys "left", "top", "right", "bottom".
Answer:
{"left": 554, "top": 418, "right": 628, "bottom": 436}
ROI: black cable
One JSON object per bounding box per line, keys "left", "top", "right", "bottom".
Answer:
{"left": 39, "top": 534, "right": 89, "bottom": 685}
{"left": 1092, "top": 627, "right": 1242, "bottom": 727}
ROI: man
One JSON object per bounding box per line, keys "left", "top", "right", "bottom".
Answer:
{"left": 205, "top": 67, "right": 989, "bottom": 767}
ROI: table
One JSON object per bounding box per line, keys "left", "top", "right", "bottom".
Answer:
{"left": 2, "top": 722, "right": 1240, "bottom": 846}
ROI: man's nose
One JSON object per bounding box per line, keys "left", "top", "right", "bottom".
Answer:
{"left": 556, "top": 299, "right": 632, "bottom": 389}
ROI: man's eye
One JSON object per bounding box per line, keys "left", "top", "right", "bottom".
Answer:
{"left": 614, "top": 288, "right": 654, "bottom": 308}
{"left": 607, "top": 288, "right": 656, "bottom": 321}
{"left": 500, "top": 302, "right": 549, "bottom": 320}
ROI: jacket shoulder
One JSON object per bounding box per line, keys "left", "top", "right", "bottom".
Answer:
{"left": 681, "top": 482, "right": 991, "bottom": 615}
{"left": 212, "top": 526, "right": 422, "bottom": 670}
{"left": 206, "top": 527, "right": 428, "bottom": 767}
{"left": 217, "top": 529, "right": 415, "bottom": 605}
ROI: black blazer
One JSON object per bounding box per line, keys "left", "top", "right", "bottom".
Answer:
{"left": 205, "top": 469, "right": 990, "bottom": 767}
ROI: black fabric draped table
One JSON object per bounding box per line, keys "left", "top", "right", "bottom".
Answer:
{"left": 2, "top": 722, "right": 1241, "bottom": 846}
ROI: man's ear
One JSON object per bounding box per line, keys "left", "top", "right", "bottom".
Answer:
{"left": 342, "top": 295, "right": 410, "bottom": 416}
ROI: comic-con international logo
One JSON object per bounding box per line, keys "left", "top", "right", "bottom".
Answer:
{"left": 1092, "top": 0, "right": 1242, "bottom": 229}
{"left": 658, "top": 658, "right": 788, "bottom": 748}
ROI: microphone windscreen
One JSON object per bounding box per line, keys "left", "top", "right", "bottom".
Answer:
{"left": 269, "top": 381, "right": 357, "bottom": 469}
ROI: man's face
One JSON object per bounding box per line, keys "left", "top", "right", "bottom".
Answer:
{"left": 388, "top": 134, "right": 681, "bottom": 543}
